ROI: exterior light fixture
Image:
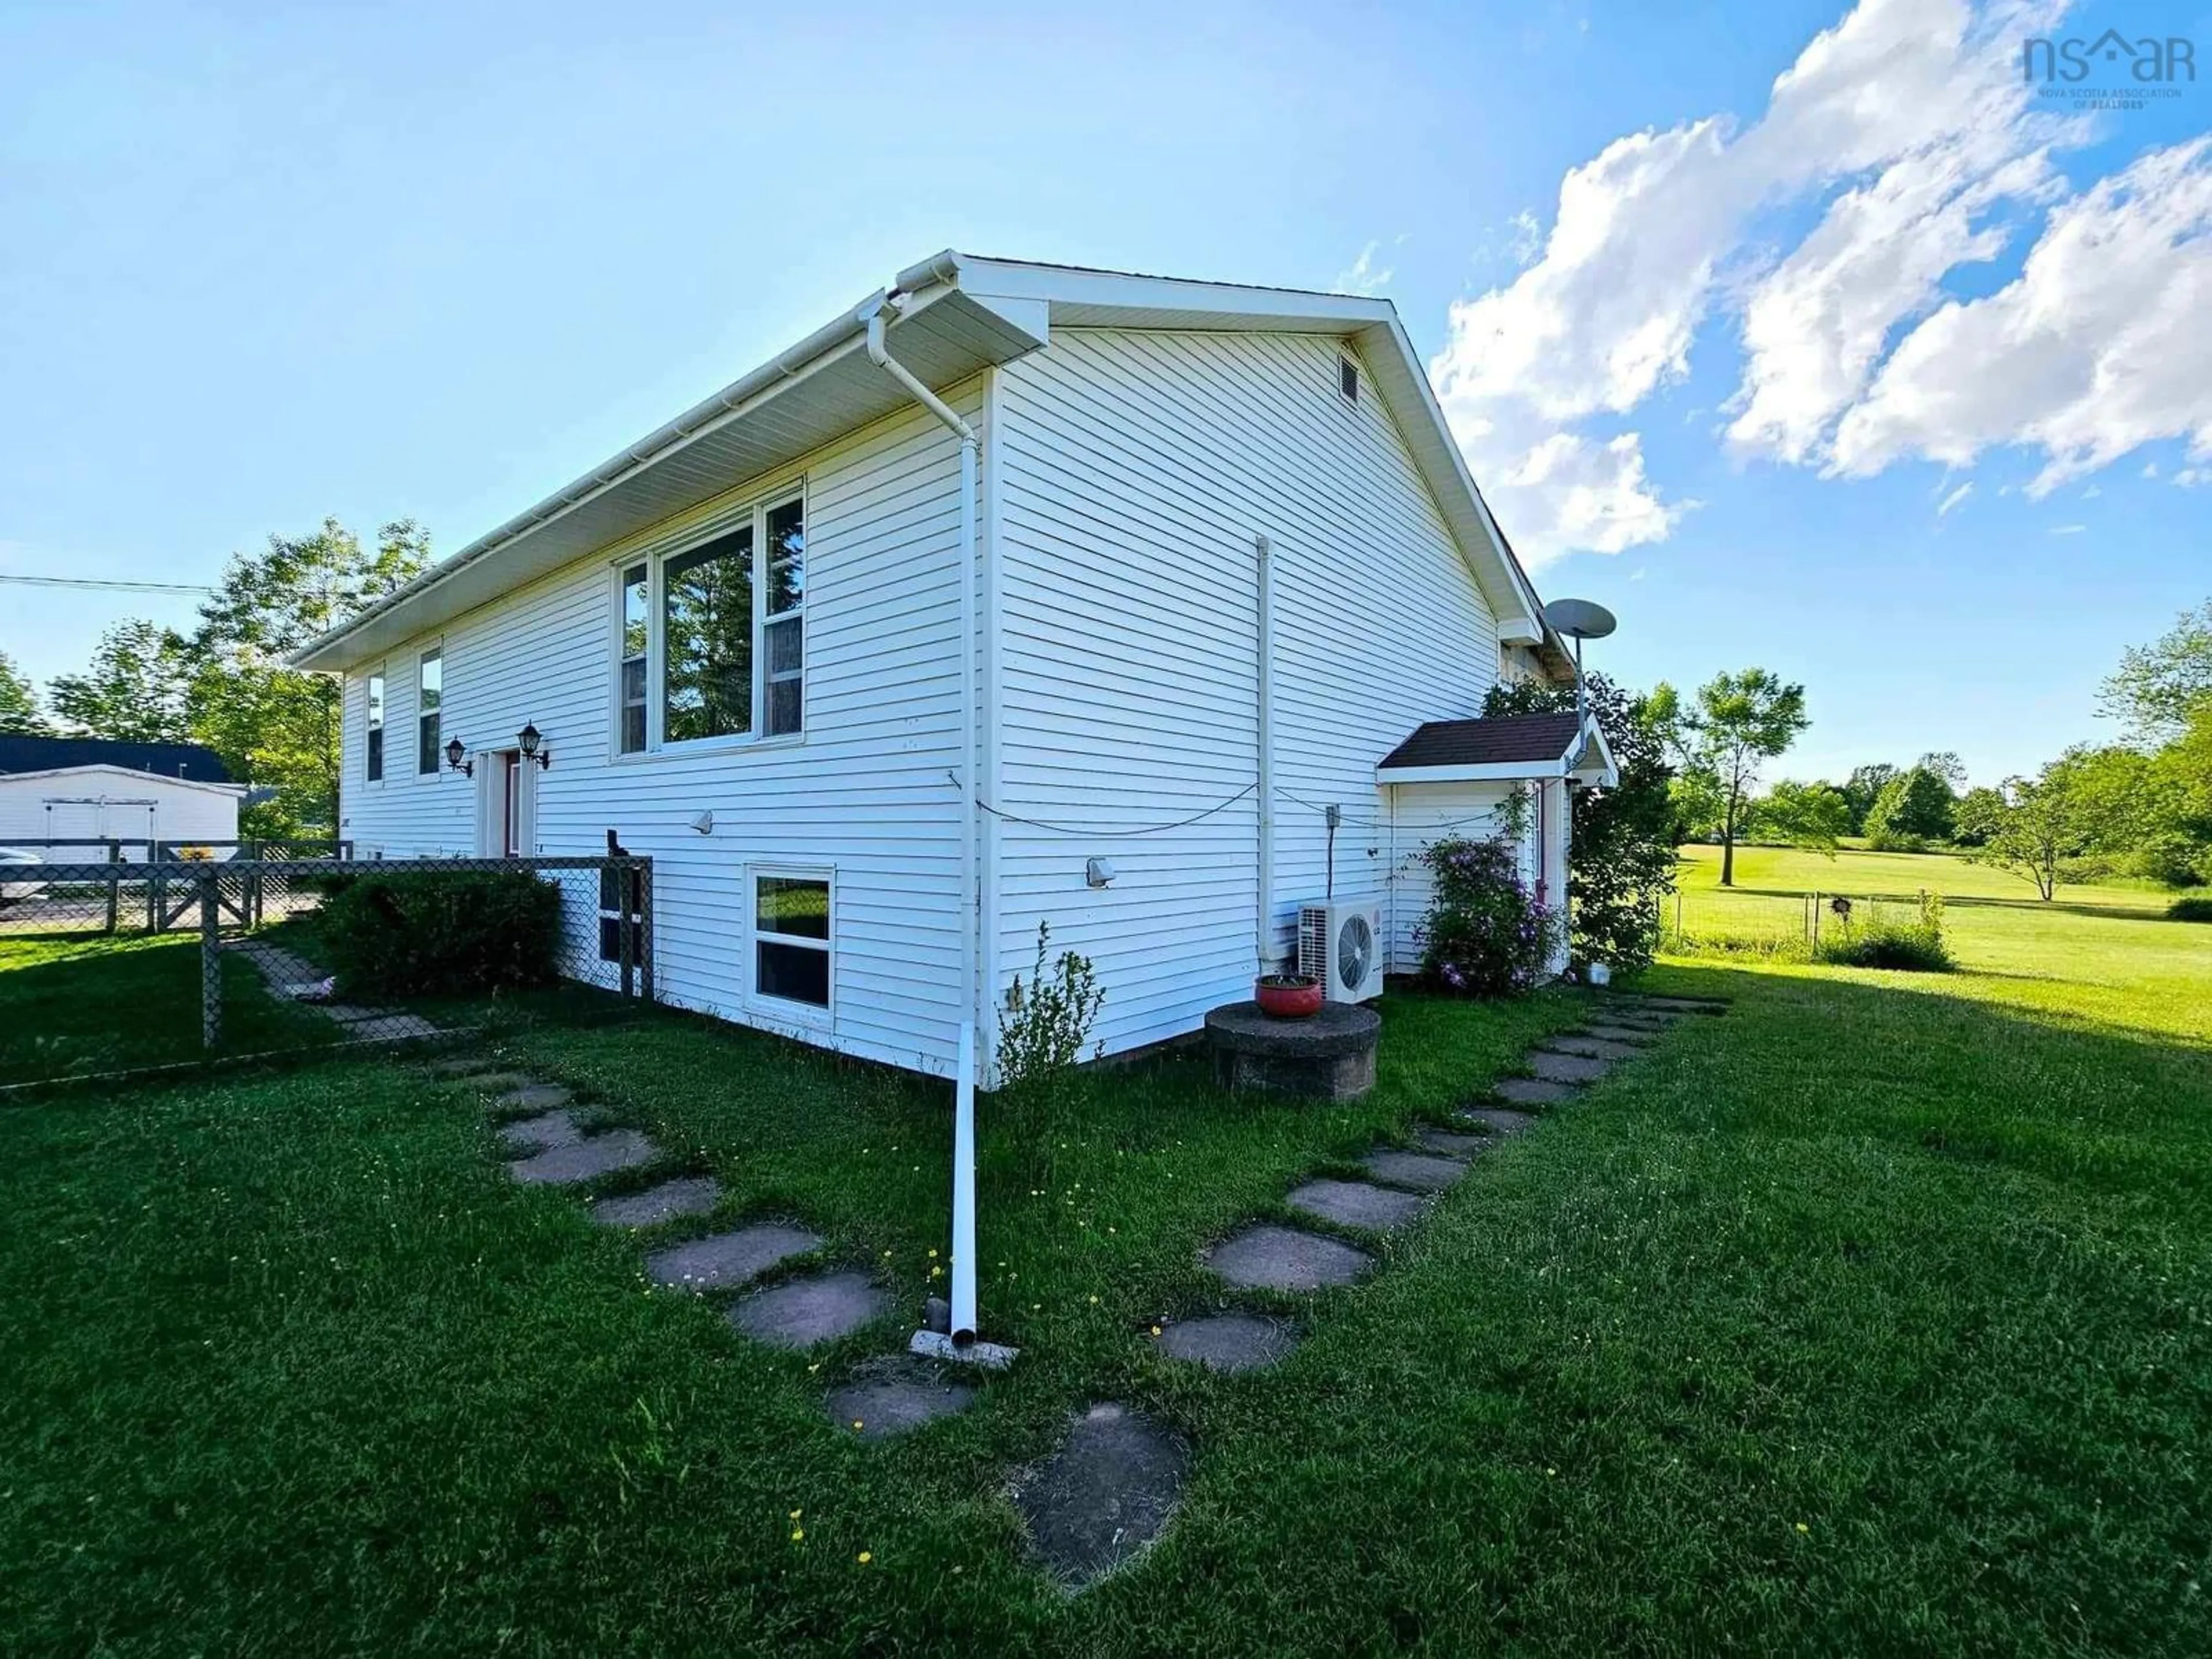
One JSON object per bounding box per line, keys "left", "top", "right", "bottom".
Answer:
{"left": 444, "top": 736, "right": 472, "bottom": 778}
{"left": 517, "top": 723, "right": 552, "bottom": 770}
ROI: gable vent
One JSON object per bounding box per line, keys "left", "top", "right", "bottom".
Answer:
{"left": 1338, "top": 355, "right": 1359, "bottom": 403}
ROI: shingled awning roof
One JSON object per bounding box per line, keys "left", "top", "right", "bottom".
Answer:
{"left": 0, "top": 737, "right": 236, "bottom": 785}
{"left": 1376, "top": 711, "right": 1617, "bottom": 786}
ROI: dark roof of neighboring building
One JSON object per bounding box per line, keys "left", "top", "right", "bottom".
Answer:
{"left": 1377, "top": 712, "right": 1587, "bottom": 772}
{"left": 0, "top": 737, "right": 236, "bottom": 785}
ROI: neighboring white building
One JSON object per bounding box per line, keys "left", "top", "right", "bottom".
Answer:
{"left": 0, "top": 740, "right": 245, "bottom": 857}
{"left": 294, "top": 253, "right": 1614, "bottom": 1084}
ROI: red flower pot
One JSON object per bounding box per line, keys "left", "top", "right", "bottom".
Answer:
{"left": 1255, "top": 976, "right": 1323, "bottom": 1018}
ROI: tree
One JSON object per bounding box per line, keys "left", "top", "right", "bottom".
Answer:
{"left": 1659, "top": 669, "right": 1810, "bottom": 887}
{"left": 1754, "top": 779, "right": 1850, "bottom": 855}
{"left": 47, "top": 620, "right": 192, "bottom": 742}
{"left": 1841, "top": 763, "right": 1899, "bottom": 834}
{"left": 1968, "top": 758, "right": 2101, "bottom": 900}
{"left": 1953, "top": 786, "right": 2008, "bottom": 846}
{"left": 1483, "top": 672, "right": 1677, "bottom": 971}
{"left": 2100, "top": 597, "right": 2212, "bottom": 741}
{"left": 185, "top": 518, "right": 430, "bottom": 834}
{"left": 1863, "top": 765, "right": 1957, "bottom": 848}
{"left": 0, "top": 650, "right": 51, "bottom": 735}
{"left": 1915, "top": 751, "right": 1968, "bottom": 787}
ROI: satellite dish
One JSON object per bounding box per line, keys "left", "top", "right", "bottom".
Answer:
{"left": 1545, "top": 598, "right": 1617, "bottom": 641}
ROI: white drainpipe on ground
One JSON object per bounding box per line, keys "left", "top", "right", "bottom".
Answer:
{"left": 1255, "top": 534, "right": 1275, "bottom": 972}
{"left": 858, "top": 293, "right": 989, "bottom": 1354}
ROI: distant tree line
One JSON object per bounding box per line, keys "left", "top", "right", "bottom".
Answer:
{"left": 0, "top": 520, "right": 429, "bottom": 836}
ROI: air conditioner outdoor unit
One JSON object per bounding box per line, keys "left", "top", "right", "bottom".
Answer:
{"left": 1297, "top": 899, "right": 1385, "bottom": 1003}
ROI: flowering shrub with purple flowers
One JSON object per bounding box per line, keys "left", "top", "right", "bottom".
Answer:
{"left": 1413, "top": 834, "right": 1564, "bottom": 998}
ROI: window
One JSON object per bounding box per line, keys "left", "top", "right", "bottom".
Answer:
{"left": 617, "top": 490, "right": 805, "bottom": 752}
{"left": 664, "top": 526, "right": 753, "bottom": 743}
{"left": 1339, "top": 355, "right": 1359, "bottom": 402}
{"left": 618, "top": 563, "right": 648, "bottom": 753}
{"left": 763, "top": 498, "right": 805, "bottom": 737}
{"left": 416, "top": 647, "right": 442, "bottom": 775}
{"left": 366, "top": 669, "right": 385, "bottom": 782}
{"left": 754, "top": 872, "right": 830, "bottom": 1009}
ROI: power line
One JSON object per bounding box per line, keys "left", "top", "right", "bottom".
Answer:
{"left": 956, "top": 777, "right": 1259, "bottom": 837}
{"left": 0, "top": 574, "right": 217, "bottom": 594}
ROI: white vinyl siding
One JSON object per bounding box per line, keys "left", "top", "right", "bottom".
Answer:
{"left": 991, "top": 328, "right": 1505, "bottom": 1060}
{"left": 337, "top": 385, "right": 983, "bottom": 1074}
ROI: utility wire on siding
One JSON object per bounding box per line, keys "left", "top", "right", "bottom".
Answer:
{"left": 950, "top": 775, "right": 1257, "bottom": 837}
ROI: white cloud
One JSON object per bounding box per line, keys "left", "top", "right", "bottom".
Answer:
{"left": 2049, "top": 522, "right": 2086, "bottom": 533}
{"left": 1332, "top": 241, "right": 1395, "bottom": 297}
{"left": 1831, "top": 137, "right": 2212, "bottom": 492}
{"left": 1937, "top": 481, "right": 1974, "bottom": 516}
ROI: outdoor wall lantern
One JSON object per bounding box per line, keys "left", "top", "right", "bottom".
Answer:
{"left": 444, "top": 736, "right": 472, "bottom": 778}
{"left": 517, "top": 723, "right": 552, "bottom": 770}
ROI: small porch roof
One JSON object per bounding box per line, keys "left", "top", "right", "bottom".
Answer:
{"left": 1375, "top": 711, "right": 1618, "bottom": 787}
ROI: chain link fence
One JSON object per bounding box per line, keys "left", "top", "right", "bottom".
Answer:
{"left": 0, "top": 853, "right": 652, "bottom": 1088}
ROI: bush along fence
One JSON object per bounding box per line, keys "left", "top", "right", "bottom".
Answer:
{"left": 1660, "top": 887, "right": 1952, "bottom": 971}
{"left": 1, "top": 853, "right": 653, "bottom": 1084}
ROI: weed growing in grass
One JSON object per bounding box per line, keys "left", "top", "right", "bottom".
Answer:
{"left": 1815, "top": 891, "right": 1955, "bottom": 972}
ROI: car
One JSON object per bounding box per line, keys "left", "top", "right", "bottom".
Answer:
{"left": 0, "top": 846, "right": 48, "bottom": 903}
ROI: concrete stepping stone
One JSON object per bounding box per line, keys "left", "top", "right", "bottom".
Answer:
{"left": 1206, "top": 1224, "right": 1372, "bottom": 1291}
{"left": 588, "top": 1176, "right": 724, "bottom": 1228}
{"left": 646, "top": 1224, "right": 821, "bottom": 1292}
{"left": 1362, "top": 1149, "right": 1471, "bottom": 1192}
{"left": 1155, "top": 1312, "right": 1297, "bottom": 1373}
{"left": 1012, "top": 1403, "right": 1189, "bottom": 1590}
{"left": 1461, "top": 1106, "right": 1537, "bottom": 1135}
{"left": 507, "top": 1130, "right": 658, "bottom": 1185}
{"left": 1581, "top": 1024, "right": 1658, "bottom": 1045}
{"left": 1492, "top": 1077, "right": 1578, "bottom": 1107}
{"left": 462, "top": 1071, "right": 536, "bottom": 1093}
{"left": 728, "top": 1271, "right": 890, "bottom": 1349}
{"left": 498, "top": 1109, "right": 585, "bottom": 1153}
{"left": 1628, "top": 995, "right": 1726, "bottom": 1013}
{"left": 424, "top": 1054, "right": 503, "bottom": 1078}
{"left": 1528, "top": 1050, "right": 1613, "bottom": 1085}
{"left": 493, "top": 1081, "right": 574, "bottom": 1113}
{"left": 1415, "top": 1127, "right": 1491, "bottom": 1158}
{"left": 1286, "top": 1178, "right": 1427, "bottom": 1232}
{"left": 825, "top": 1357, "right": 976, "bottom": 1440}
{"left": 1543, "top": 1035, "right": 1646, "bottom": 1062}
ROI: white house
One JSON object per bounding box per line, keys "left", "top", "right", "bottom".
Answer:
{"left": 0, "top": 738, "right": 245, "bottom": 857}
{"left": 294, "top": 253, "right": 1615, "bottom": 1084}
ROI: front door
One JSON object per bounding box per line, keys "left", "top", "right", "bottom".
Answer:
{"left": 475, "top": 752, "right": 533, "bottom": 857}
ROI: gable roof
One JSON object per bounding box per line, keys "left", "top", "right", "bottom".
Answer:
{"left": 1376, "top": 711, "right": 1618, "bottom": 787}
{"left": 0, "top": 737, "right": 236, "bottom": 785}
{"left": 291, "top": 252, "right": 1567, "bottom": 676}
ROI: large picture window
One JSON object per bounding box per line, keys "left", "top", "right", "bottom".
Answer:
{"left": 366, "top": 669, "right": 385, "bottom": 782}
{"left": 615, "top": 490, "right": 805, "bottom": 752}
{"left": 753, "top": 872, "right": 830, "bottom": 1010}
{"left": 416, "top": 647, "right": 442, "bottom": 775}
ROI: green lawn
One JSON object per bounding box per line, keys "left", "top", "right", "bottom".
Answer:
{"left": 3, "top": 875, "right": 2210, "bottom": 1653}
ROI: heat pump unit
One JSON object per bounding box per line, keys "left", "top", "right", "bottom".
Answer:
{"left": 1298, "top": 899, "right": 1385, "bottom": 1003}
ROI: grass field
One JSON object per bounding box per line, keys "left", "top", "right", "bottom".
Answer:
{"left": 3, "top": 857, "right": 2210, "bottom": 1653}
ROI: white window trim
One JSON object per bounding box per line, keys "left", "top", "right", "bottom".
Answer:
{"left": 747, "top": 863, "right": 833, "bottom": 1027}
{"left": 414, "top": 643, "right": 445, "bottom": 781}
{"left": 365, "top": 664, "right": 387, "bottom": 786}
{"left": 607, "top": 480, "right": 807, "bottom": 760}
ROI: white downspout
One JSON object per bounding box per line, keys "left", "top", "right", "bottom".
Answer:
{"left": 861, "top": 296, "right": 986, "bottom": 1351}
{"left": 1254, "top": 534, "right": 1275, "bottom": 973}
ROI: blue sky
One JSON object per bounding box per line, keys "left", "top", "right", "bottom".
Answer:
{"left": 2, "top": 0, "right": 2207, "bottom": 786}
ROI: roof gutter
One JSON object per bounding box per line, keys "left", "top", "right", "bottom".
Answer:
{"left": 288, "top": 292, "right": 894, "bottom": 671}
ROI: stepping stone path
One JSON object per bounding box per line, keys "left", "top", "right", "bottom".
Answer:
{"left": 491, "top": 1081, "right": 574, "bottom": 1114}
{"left": 589, "top": 1176, "right": 723, "bottom": 1228}
{"left": 1415, "top": 1127, "right": 1491, "bottom": 1158}
{"left": 1286, "top": 1177, "right": 1427, "bottom": 1232}
{"left": 729, "top": 1271, "right": 890, "bottom": 1350}
{"left": 1206, "top": 1224, "right": 1373, "bottom": 1292}
{"left": 825, "top": 1357, "right": 976, "bottom": 1440}
{"left": 224, "top": 938, "right": 444, "bottom": 1040}
{"left": 1528, "top": 1050, "right": 1613, "bottom": 1085}
{"left": 499, "top": 1109, "right": 586, "bottom": 1153}
{"left": 1543, "top": 1034, "right": 1646, "bottom": 1062}
{"left": 646, "top": 1224, "right": 821, "bottom": 1293}
{"left": 507, "top": 1129, "right": 658, "bottom": 1185}
{"left": 1154, "top": 1312, "right": 1297, "bottom": 1373}
{"left": 1460, "top": 1106, "right": 1537, "bottom": 1137}
{"left": 1361, "top": 1149, "right": 1472, "bottom": 1193}
{"left": 1580, "top": 1024, "right": 1658, "bottom": 1046}
{"left": 1013, "top": 1404, "right": 1190, "bottom": 1591}
{"left": 1492, "top": 1077, "right": 1580, "bottom": 1107}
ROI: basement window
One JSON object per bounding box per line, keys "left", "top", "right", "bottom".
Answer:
{"left": 1339, "top": 355, "right": 1359, "bottom": 403}
{"left": 753, "top": 870, "right": 831, "bottom": 1013}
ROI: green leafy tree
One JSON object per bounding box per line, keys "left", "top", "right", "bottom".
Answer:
{"left": 1753, "top": 779, "right": 1850, "bottom": 855}
{"left": 1657, "top": 669, "right": 1810, "bottom": 887}
{"left": 1967, "top": 752, "right": 2112, "bottom": 900}
{"left": 1484, "top": 673, "right": 1677, "bottom": 970}
{"left": 0, "top": 650, "right": 51, "bottom": 735}
{"left": 186, "top": 518, "right": 431, "bottom": 834}
{"left": 1952, "top": 786, "right": 2008, "bottom": 847}
{"left": 1840, "top": 763, "right": 1900, "bottom": 834}
{"left": 47, "top": 620, "right": 192, "bottom": 742}
{"left": 2100, "top": 597, "right": 2212, "bottom": 741}
{"left": 1863, "top": 765, "right": 1957, "bottom": 849}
